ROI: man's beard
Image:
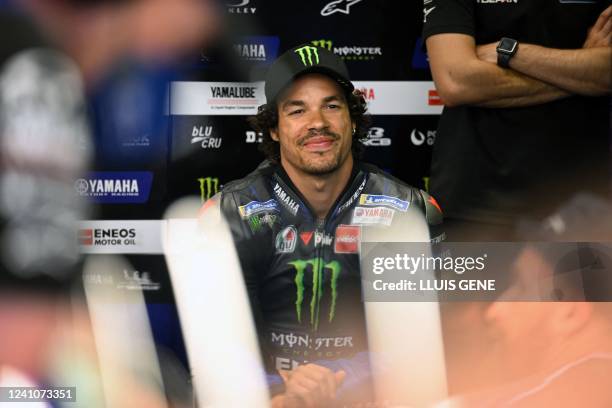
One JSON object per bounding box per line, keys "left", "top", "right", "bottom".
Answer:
{"left": 297, "top": 129, "right": 347, "bottom": 175}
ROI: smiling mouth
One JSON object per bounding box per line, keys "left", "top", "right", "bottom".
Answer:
{"left": 301, "top": 135, "right": 337, "bottom": 152}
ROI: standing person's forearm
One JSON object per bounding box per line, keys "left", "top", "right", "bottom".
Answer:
{"left": 509, "top": 45, "right": 611, "bottom": 96}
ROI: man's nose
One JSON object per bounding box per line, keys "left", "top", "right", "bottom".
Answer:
{"left": 306, "top": 108, "right": 328, "bottom": 131}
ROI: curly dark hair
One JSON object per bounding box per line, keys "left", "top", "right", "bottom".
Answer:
{"left": 247, "top": 89, "right": 370, "bottom": 164}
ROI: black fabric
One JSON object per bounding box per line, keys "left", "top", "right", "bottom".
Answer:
{"left": 217, "top": 160, "right": 443, "bottom": 384}
{"left": 264, "top": 44, "right": 354, "bottom": 103}
{"left": 423, "top": 0, "right": 611, "bottom": 226}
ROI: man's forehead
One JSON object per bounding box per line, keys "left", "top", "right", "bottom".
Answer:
{"left": 276, "top": 73, "right": 346, "bottom": 105}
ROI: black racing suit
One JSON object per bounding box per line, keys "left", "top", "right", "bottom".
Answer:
{"left": 216, "top": 160, "right": 444, "bottom": 401}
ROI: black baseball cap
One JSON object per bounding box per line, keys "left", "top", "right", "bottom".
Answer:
{"left": 264, "top": 44, "right": 354, "bottom": 103}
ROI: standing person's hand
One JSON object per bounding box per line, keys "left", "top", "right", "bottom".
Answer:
{"left": 583, "top": 5, "right": 612, "bottom": 48}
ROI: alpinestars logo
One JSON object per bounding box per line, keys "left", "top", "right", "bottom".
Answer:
{"left": 289, "top": 259, "right": 341, "bottom": 330}
{"left": 198, "top": 177, "right": 220, "bottom": 202}
{"left": 294, "top": 46, "right": 319, "bottom": 66}
{"left": 273, "top": 182, "right": 300, "bottom": 215}
{"left": 321, "top": 0, "right": 364, "bottom": 16}
{"left": 423, "top": 5, "right": 436, "bottom": 22}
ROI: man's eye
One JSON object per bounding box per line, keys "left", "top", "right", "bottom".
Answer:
{"left": 289, "top": 109, "right": 303, "bottom": 115}
{"left": 327, "top": 104, "right": 339, "bottom": 109}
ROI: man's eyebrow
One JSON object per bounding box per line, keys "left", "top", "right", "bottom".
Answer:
{"left": 323, "top": 95, "right": 344, "bottom": 103}
{"left": 280, "top": 100, "right": 305, "bottom": 110}
{"left": 280, "top": 94, "right": 346, "bottom": 110}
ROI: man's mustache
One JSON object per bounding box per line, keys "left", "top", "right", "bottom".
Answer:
{"left": 298, "top": 129, "right": 340, "bottom": 146}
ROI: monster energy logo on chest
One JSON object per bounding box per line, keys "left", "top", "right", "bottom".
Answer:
{"left": 294, "top": 46, "right": 320, "bottom": 66}
{"left": 289, "top": 258, "right": 341, "bottom": 330}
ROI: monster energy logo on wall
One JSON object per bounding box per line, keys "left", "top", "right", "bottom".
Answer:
{"left": 198, "top": 177, "right": 219, "bottom": 202}
{"left": 294, "top": 46, "right": 320, "bottom": 66}
{"left": 289, "top": 258, "right": 341, "bottom": 330}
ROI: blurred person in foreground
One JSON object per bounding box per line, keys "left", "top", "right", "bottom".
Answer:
{"left": 0, "top": 4, "right": 91, "bottom": 388}
{"left": 0, "top": 1, "right": 220, "bottom": 405}
{"left": 424, "top": 1, "right": 611, "bottom": 241}
{"left": 16, "top": 0, "right": 221, "bottom": 86}
{"left": 438, "top": 194, "right": 612, "bottom": 407}
{"left": 14, "top": 0, "right": 222, "bottom": 172}
{"left": 200, "top": 44, "right": 444, "bottom": 407}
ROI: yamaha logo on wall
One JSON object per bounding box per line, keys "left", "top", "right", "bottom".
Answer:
{"left": 233, "top": 36, "right": 280, "bottom": 64}
{"left": 75, "top": 172, "right": 153, "bottom": 204}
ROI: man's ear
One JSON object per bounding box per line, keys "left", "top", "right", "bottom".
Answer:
{"left": 270, "top": 128, "right": 279, "bottom": 142}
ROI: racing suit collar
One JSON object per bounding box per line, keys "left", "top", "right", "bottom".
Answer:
{"left": 274, "top": 161, "right": 364, "bottom": 225}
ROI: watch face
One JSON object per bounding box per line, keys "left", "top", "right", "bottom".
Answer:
{"left": 498, "top": 38, "right": 517, "bottom": 54}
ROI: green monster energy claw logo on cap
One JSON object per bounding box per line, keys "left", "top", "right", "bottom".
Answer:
{"left": 311, "top": 40, "right": 333, "bottom": 51}
{"left": 198, "top": 177, "right": 219, "bottom": 202}
{"left": 289, "top": 258, "right": 341, "bottom": 330}
{"left": 294, "top": 46, "right": 320, "bottom": 66}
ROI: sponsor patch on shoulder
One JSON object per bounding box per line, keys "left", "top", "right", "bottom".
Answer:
{"left": 351, "top": 206, "right": 395, "bottom": 226}
{"left": 358, "top": 194, "right": 409, "bottom": 212}
{"left": 246, "top": 213, "right": 279, "bottom": 233}
{"left": 239, "top": 199, "right": 279, "bottom": 218}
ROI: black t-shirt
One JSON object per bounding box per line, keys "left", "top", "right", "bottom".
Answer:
{"left": 423, "top": 0, "right": 611, "bottom": 225}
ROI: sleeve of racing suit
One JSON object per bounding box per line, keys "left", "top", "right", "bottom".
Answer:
{"left": 415, "top": 189, "right": 446, "bottom": 243}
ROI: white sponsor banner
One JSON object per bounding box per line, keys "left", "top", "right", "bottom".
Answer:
{"left": 171, "top": 81, "right": 265, "bottom": 115}
{"left": 170, "top": 81, "right": 442, "bottom": 116}
{"left": 79, "top": 220, "right": 166, "bottom": 254}
{"left": 353, "top": 81, "right": 443, "bottom": 115}
{"left": 164, "top": 218, "right": 199, "bottom": 254}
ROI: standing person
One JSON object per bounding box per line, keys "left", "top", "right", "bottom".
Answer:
{"left": 423, "top": 1, "right": 612, "bottom": 240}
{"left": 201, "top": 44, "right": 444, "bottom": 407}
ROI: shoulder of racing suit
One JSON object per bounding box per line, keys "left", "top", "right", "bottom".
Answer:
{"left": 358, "top": 162, "right": 444, "bottom": 231}
{"left": 212, "top": 160, "right": 444, "bottom": 243}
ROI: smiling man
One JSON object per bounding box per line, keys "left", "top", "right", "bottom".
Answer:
{"left": 202, "top": 44, "right": 444, "bottom": 407}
